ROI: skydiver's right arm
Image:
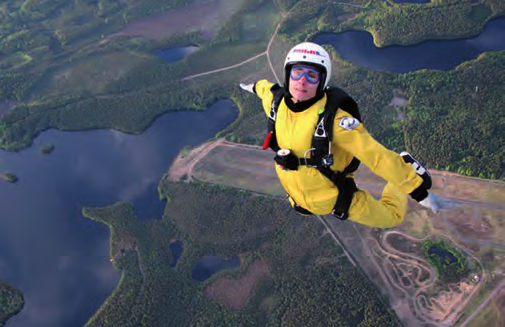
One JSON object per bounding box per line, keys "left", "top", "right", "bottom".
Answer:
{"left": 241, "top": 79, "right": 275, "bottom": 117}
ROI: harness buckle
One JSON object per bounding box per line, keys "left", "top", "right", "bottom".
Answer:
{"left": 269, "top": 108, "right": 276, "bottom": 121}
{"left": 302, "top": 148, "right": 317, "bottom": 167}
{"left": 322, "top": 154, "right": 334, "bottom": 167}
{"left": 314, "top": 118, "right": 327, "bottom": 137}
{"left": 331, "top": 209, "right": 348, "bottom": 220}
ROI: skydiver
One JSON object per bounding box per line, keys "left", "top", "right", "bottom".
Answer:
{"left": 239, "top": 42, "right": 446, "bottom": 228}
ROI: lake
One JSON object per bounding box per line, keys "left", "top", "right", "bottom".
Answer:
{"left": 0, "top": 100, "right": 238, "bottom": 327}
{"left": 312, "top": 17, "right": 505, "bottom": 72}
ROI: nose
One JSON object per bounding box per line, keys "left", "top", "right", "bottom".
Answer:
{"left": 296, "top": 74, "right": 308, "bottom": 85}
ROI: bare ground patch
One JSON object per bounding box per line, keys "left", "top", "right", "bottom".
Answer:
{"left": 204, "top": 260, "right": 270, "bottom": 310}
{"left": 446, "top": 207, "right": 495, "bottom": 241}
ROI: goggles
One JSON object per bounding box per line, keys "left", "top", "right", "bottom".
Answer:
{"left": 289, "top": 65, "right": 321, "bottom": 84}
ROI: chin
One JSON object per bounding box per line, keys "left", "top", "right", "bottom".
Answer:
{"left": 295, "top": 93, "right": 312, "bottom": 102}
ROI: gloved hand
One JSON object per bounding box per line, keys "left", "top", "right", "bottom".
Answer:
{"left": 239, "top": 83, "right": 255, "bottom": 94}
{"left": 274, "top": 150, "right": 299, "bottom": 171}
{"left": 419, "top": 192, "right": 442, "bottom": 214}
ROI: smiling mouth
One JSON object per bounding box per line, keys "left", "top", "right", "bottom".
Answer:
{"left": 295, "top": 88, "right": 307, "bottom": 93}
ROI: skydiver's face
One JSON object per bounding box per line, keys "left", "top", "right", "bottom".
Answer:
{"left": 288, "top": 65, "right": 320, "bottom": 103}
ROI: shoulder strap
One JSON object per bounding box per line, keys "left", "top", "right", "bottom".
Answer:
{"left": 312, "top": 86, "right": 361, "bottom": 174}
{"left": 266, "top": 84, "right": 285, "bottom": 152}
{"left": 325, "top": 86, "right": 361, "bottom": 122}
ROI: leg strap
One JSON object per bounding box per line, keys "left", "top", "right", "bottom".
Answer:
{"left": 331, "top": 175, "right": 358, "bottom": 220}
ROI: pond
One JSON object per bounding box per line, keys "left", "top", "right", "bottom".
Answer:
{"left": 428, "top": 246, "right": 457, "bottom": 264}
{"left": 169, "top": 240, "right": 184, "bottom": 268}
{"left": 155, "top": 46, "right": 199, "bottom": 63}
{"left": 191, "top": 255, "right": 241, "bottom": 282}
{"left": 0, "top": 100, "right": 238, "bottom": 327}
{"left": 311, "top": 17, "right": 505, "bottom": 72}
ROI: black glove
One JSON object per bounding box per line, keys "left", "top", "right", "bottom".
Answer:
{"left": 274, "top": 151, "right": 299, "bottom": 171}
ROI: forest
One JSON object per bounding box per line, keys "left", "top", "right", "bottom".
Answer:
{"left": 81, "top": 180, "right": 399, "bottom": 326}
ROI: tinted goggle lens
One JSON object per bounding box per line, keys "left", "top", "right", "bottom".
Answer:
{"left": 290, "top": 65, "right": 320, "bottom": 84}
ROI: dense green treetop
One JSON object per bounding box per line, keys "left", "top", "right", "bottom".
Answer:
{"left": 0, "top": 280, "right": 24, "bottom": 327}
{"left": 81, "top": 180, "right": 399, "bottom": 326}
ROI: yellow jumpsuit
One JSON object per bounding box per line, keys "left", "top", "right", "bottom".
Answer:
{"left": 255, "top": 80, "right": 424, "bottom": 228}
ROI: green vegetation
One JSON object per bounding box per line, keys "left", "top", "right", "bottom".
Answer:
{"left": 399, "top": 51, "right": 504, "bottom": 179}
{"left": 422, "top": 238, "right": 469, "bottom": 283}
{"left": 0, "top": 0, "right": 503, "bottom": 180}
{"left": 466, "top": 298, "right": 501, "bottom": 327}
{"left": 0, "top": 280, "right": 24, "bottom": 327}
{"left": 360, "top": 0, "right": 505, "bottom": 46}
{"left": 1, "top": 173, "right": 18, "bottom": 183}
{"left": 277, "top": 0, "right": 505, "bottom": 47}
{"left": 39, "top": 143, "right": 55, "bottom": 154}
{"left": 82, "top": 180, "right": 399, "bottom": 326}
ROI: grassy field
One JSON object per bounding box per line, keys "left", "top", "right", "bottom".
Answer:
{"left": 30, "top": 51, "right": 151, "bottom": 98}
{"left": 468, "top": 300, "right": 504, "bottom": 327}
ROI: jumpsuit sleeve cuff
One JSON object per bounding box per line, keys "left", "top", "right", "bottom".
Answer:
{"left": 410, "top": 185, "right": 429, "bottom": 202}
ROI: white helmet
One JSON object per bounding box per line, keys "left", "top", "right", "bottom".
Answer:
{"left": 284, "top": 42, "right": 332, "bottom": 91}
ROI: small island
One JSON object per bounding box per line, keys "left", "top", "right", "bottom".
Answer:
{"left": 1, "top": 173, "right": 18, "bottom": 183}
{"left": 39, "top": 143, "right": 55, "bottom": 154}
{"left": 0, "top": 280, "right": 24, "bottom": 326}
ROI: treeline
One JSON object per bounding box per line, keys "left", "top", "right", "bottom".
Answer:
{"left": 0, "top": 76, "right": 232, "bottom": 151}
{"left": 84, "top": 180, "right": 400, "bottom": 326}
{"left": 277, "top": 0, "right": 363, "bottom": 42}
{"left": 276, "top": 0, "right": 503, "bottom": 47}
{"left": 399, "top": 51, "right": 505, "bottom": 179}
{"left": 0, "top": 280, "right": 24, "bottom": 326}
{"left": 362, "top": 0, "right": 503, "bottom": 46}
{"left": 422, "top": 238, "right": 469, "bottom": 284}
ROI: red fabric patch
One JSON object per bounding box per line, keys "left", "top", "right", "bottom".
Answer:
{"left": 262, "top": 131, "right": 273, "bottom": 150}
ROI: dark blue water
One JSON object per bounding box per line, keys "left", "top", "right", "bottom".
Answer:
{"left": 312, "top": 18, "right": 505, "bottom": 72}
{"left": 169, "top": 240, "right": 183, "bottom": 267}
{"left": 0, "top": 100, "right": 237, "bottom": 327}
{"left": 155, "top": 46, "right": 199, "bottom": 63}
{"left": 428, "top": 247, "right": 457, "bottom": 263}
{"left": 191, "top": 255, "right": 241, "bottom": 282}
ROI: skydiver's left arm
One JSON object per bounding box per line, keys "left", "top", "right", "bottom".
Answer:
{"left": 332, "top": 115, "right": 424, "bottom": 196}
